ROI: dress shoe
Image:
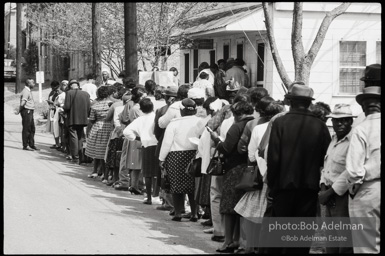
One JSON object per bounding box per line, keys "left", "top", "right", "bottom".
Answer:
{"left": 143, "top": 199, "right": 152, "bottom": 205}
{"left": 23, "top": 146, "right": 33, "bottom": 151}
{"left": 211, "top": 235, "right": 225, "bottom": 243}
{"left": 156, "top": 205, "right": 173, "bottom": 211}
{"left": 171, "top": 216, "right": 182, "bottom": 222}
{"left": 201, "top": 219, "right": 213, "bottom": 226}
{"left": 30, "top": 146, "right": 39, "bottom": 151}
{"left": 203, "top": 228, "right": 214, "bottom": 234}
{"left": 189, "top": 216, "right": 199, "bottom": 222}
{"left": 181, "top": 212, "right": 192, "bottom": 219}
{"left": 50, "top": 145, "right": 60, "bottom": 149}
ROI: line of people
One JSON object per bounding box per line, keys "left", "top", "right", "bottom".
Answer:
{"left": 41, "top": 63, "right": 380, "bottom": 254}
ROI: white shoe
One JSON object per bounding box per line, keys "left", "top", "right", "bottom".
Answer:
{"left": 151, "top": 196, "right": 162, "bottom": 205}
{"left": 203, "top": 228, "right": 214, "bottom": 234}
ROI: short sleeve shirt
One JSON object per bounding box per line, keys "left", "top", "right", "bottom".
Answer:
{"left": 20, "top": 86, "right": 35, "bottom": 110}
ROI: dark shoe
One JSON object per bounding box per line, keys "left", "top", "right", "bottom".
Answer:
{"left": 23, "top": 146, "right": 33, "bottom": 151}
{"left": 156, "top": 205, "right": 173, "bottom": 211}
{"left": 189, "top": 217, "right": 198, "bottom": 222}
{"left": 181, "top": 212, "right": 192, "bottom": 219}
{"left": 114, "top": 183, "right": 129, "bottom": 191}
{"left": 128, "top": 187, "right": 143, "bottom": 195}
{"left": 50, "top": 145, "right": 60, "bottom": 149}
{"left": 201, "top": 219, "right": 213, "bottom": 226}
{"left": 171, "top": 216, "right": 182, "bottom": 222}
{"left": 202, "top": 213, "right": 211, "bottom": 219}
{"left": 30, "top": 146, "right": 39, "bottom": 151}
{"left": 106, "top": 181, "right": 115, "bottom": 186}
{"left": 211, "top": 236, "right": 225, "bottom": 243}
{"left": 216, "top": 246, "right": 235, "bottom": 253}
{"left": 170, "top": 209, "right": 185, "bottom": 216}
{"left": 143, "top": 199, "right": 152, "bottom": 205}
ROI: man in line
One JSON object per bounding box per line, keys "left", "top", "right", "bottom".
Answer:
{"left": 80, "top": 74, "right": 97, "bottom": 102}
{"left": 345, "top": 68, "right": 381, "bottom": 253}
{"left": 266, "top": 83, "right": 331, "bottom": 253}
{"left": 318, "top": 104, "right": 356, "bottom": 254}
{"left": 63, "top": 79, "right": 90, "bottom": 163}
{"left": 17, "top": 78, "right": 38, "bottom": 151}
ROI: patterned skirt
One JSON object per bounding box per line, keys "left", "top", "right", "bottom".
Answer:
{"left": 220, "top": 164, "right": 247, "bottom": 215}
{"left": 234, "top": 183, "right": 268, "bottom": 222}
{"left": 165, "top": 150, "right": 196, "bottom": 194}
{"left": 105, "top": 137, "right": 124, "bottom": 169}
{"left": 85, "top": 120, "right": 113, "bottom": 159}
{"left": 142, "top": 145, "right": 159, "bottom": 177}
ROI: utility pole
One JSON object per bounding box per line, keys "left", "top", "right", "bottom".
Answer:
{"left": 92, "top": 3, "right": 102, "bottom": 86}
{"left": 124, "top": 3, "right": 138, "bottom": 82}
{"left": 15, "top": 3, "right": 23, "bottom": 93}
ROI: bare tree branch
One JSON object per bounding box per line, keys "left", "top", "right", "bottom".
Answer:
{"left": 262, "top": 2, "right": 292, "bottom": 88}
{"left": 292, "top": 2, "right": 305, "bottom": 81}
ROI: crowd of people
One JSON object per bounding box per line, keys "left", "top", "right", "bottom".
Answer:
{"left": 18, "top": 61, "right": 381, "bottom": 254}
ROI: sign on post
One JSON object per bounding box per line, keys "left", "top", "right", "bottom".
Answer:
{"left": 36, "top": 71, "right": 44, "bottom": 103}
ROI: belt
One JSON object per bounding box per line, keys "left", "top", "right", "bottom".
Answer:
{"left": 22, "top": 108, "right": 34, "bottom": 112}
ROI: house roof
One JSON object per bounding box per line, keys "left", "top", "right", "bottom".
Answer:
{"left": 172, "top": 3, "right": 263, "bottom": 37}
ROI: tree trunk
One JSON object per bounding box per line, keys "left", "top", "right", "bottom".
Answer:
{"left": 16, "top": 3, "right": 23, "bottom": 93}
{"left": 92, "top": 3, "right": 102, "bottom": 86}
{"left": 124, "top": 3, "right": 138, "bottom": 81}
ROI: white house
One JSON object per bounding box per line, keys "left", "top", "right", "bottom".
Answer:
{"left": 173, "top": 2, "right": 381, "bottom": 117}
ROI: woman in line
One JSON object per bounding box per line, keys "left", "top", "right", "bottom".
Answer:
{"left": 47, "top": 81, "right": 61, "bottom": 149}
{"left": 103, "top": 87, "right": 129, "bottom": 185}
{"left": 208, "top": 100, "right": 255, "bottom": 253}
{"left": 234, "top": 97, "right": 284, "bottom": 254}
{"left": 85, "top": 86, "right": 114, "bottom": 183}
{"left": 53, "top": 80, "right": 68, "bottom": 153}
{"left": 159, "top": 98, "right": 201, "bottom": 222}
{"left": 124, "top": 98, "right": 159, "bottom": 204}
{"left": 126, "top": 87, "right": 147, "bottom": 194}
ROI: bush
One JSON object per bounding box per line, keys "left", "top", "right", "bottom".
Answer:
{"left": 34, "top": 102, "right": 50, "bottom": 119}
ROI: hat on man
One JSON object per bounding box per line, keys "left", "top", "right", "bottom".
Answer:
{"left": 284, "top": 83, "right": 315, "bottom": 101}
{"left": 360, "top": 64, "right": 381, "bottom": 82}
{"left": 61, "top": 80, "right": 69, "bottom": 85}
{"left": 355, "top": 86, "right": 381, "bottom": 105}
{"left": 179, "top": 98, "right": 197, "bottom": 111}
{"left": 68, "top": 79, "right": 80, "bottom": 88}
{"left": 188, "top": 87, "right": 205, "bottom": 99}
{"left": 327, "top": 104, "right": 357, "bottom": 119}
{"left": 162, "top": 86, "right": 178, "bottom": 97}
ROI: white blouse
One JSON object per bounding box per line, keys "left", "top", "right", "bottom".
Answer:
{"left": 159, "top": 115, "right": 201, "bottom": 161}
{"left": 248, "top": 122, "right": 269, "bottom": 176}
{"left": 123, "top": 112, "right": 158, "bottom": 148}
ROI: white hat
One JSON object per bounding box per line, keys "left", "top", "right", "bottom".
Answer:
{"left": 188, "top": 87, "right": 205, "bottom": 99}
{"left": 209, "top": 98, "right": 223, "bottom": 112}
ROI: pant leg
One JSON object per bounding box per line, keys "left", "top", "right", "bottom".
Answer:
{"left": 29, "top": 111, "right": 35, "bottom": 147}
{"left": 68, "top": 125, "right": 79, "bottom": 158}
{"left": 75, "top": 125, "right": 84, "bottom": 158}
{"left": 20, "top": 109, "right": 29, "bottom": 148}
{"left": 210, "top": 175, "right": 224, "bottom": 237}
{"left": 119, "top": 138, "right": 130, "bottom": 183}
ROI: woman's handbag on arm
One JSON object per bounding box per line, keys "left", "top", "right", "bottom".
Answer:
{"left": 206, "top": 144, "right": 225, "bottom": 176}
{"left": 235, "top": 165, "right": 263, "bottom": 191}
{"left": 185, "top": 152, "right": 202, "bottom": 177}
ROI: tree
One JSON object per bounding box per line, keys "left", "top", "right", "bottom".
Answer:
{"left": 25, "top": 3, "right": 217, "bottom": 76}
{"left": 262, "top": 2, "right": 351, "bottom": 88}
{"left": 23, "top": 41, "right": 39, "bottom": 76}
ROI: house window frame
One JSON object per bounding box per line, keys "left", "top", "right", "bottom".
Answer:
{"left": 337, "top": 41, "right": 366, "bottom": 96}
{"left": 256, "top": 40, "right": 265, "bottom": 87}
{"left": 236, "top": 37, "right": 244, "bottom": 60}
{"left": 223, "top": 39, "right": 231, "bottom": 60}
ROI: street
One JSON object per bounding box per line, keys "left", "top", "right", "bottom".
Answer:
{"left": 3, "top": 102, "right": 218, "bottom": 254}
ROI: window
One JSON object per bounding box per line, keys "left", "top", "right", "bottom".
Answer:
{"left": 339, "top": 41, "right": 366, "bottom": 94}
{"left": 193, "top": 49, "right": 198, "bottom": 81}
{"left": 209, "top": 50, "right": 216, "bottom": 66}
{"left": 376, "top": 41, "right": 381, "bottom": 64}
{"left": 237, "top": 44, "right": 243, "bottom": 60}
{"left": 256, "top": 43, "right": 265, "bottom": 84}
{"left": 184, "top": 53, "right": 190, "bottom": 83}
{"left": 223, "top": 45, "right": 229, "bottom": 61}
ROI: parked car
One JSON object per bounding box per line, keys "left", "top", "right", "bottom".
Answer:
{"left": 4, "top": 59, "right": 16, "bottom": 81}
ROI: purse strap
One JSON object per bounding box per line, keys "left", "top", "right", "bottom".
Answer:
{"left": 211, "top": 142, "right": 222, "bottom": 159}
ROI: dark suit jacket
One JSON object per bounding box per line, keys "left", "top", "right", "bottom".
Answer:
{"left": 63, "top": 89, "right": 90, "bottom": 126}
{"left": 267, "top": 109, "right": 331, "bottom": 194}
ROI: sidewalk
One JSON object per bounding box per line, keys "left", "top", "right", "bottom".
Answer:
{"left": 3, "top": 101, "right": 219, "bottom": 254}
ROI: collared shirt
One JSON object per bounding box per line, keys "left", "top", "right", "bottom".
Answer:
{"left": 346, "top": 113, "right": 381, "bottom": 184}
{"left": 320, "top": 133, "right": 351, "bottom": 195}
{"left": 20, "top": 86, "right": 35, "bottom": 110}
{"left": 123, "top": 112, "right": 158, "bottom": 148}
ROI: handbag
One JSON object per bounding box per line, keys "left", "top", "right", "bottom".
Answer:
{"left": 235, "top": 165, "right": 263, "bottom": 191}
{"left": 206, "top": 145, "right": 226, "bottom": 176}
{"left": 186, "top": 152, "right": 202, "bottom": 177}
